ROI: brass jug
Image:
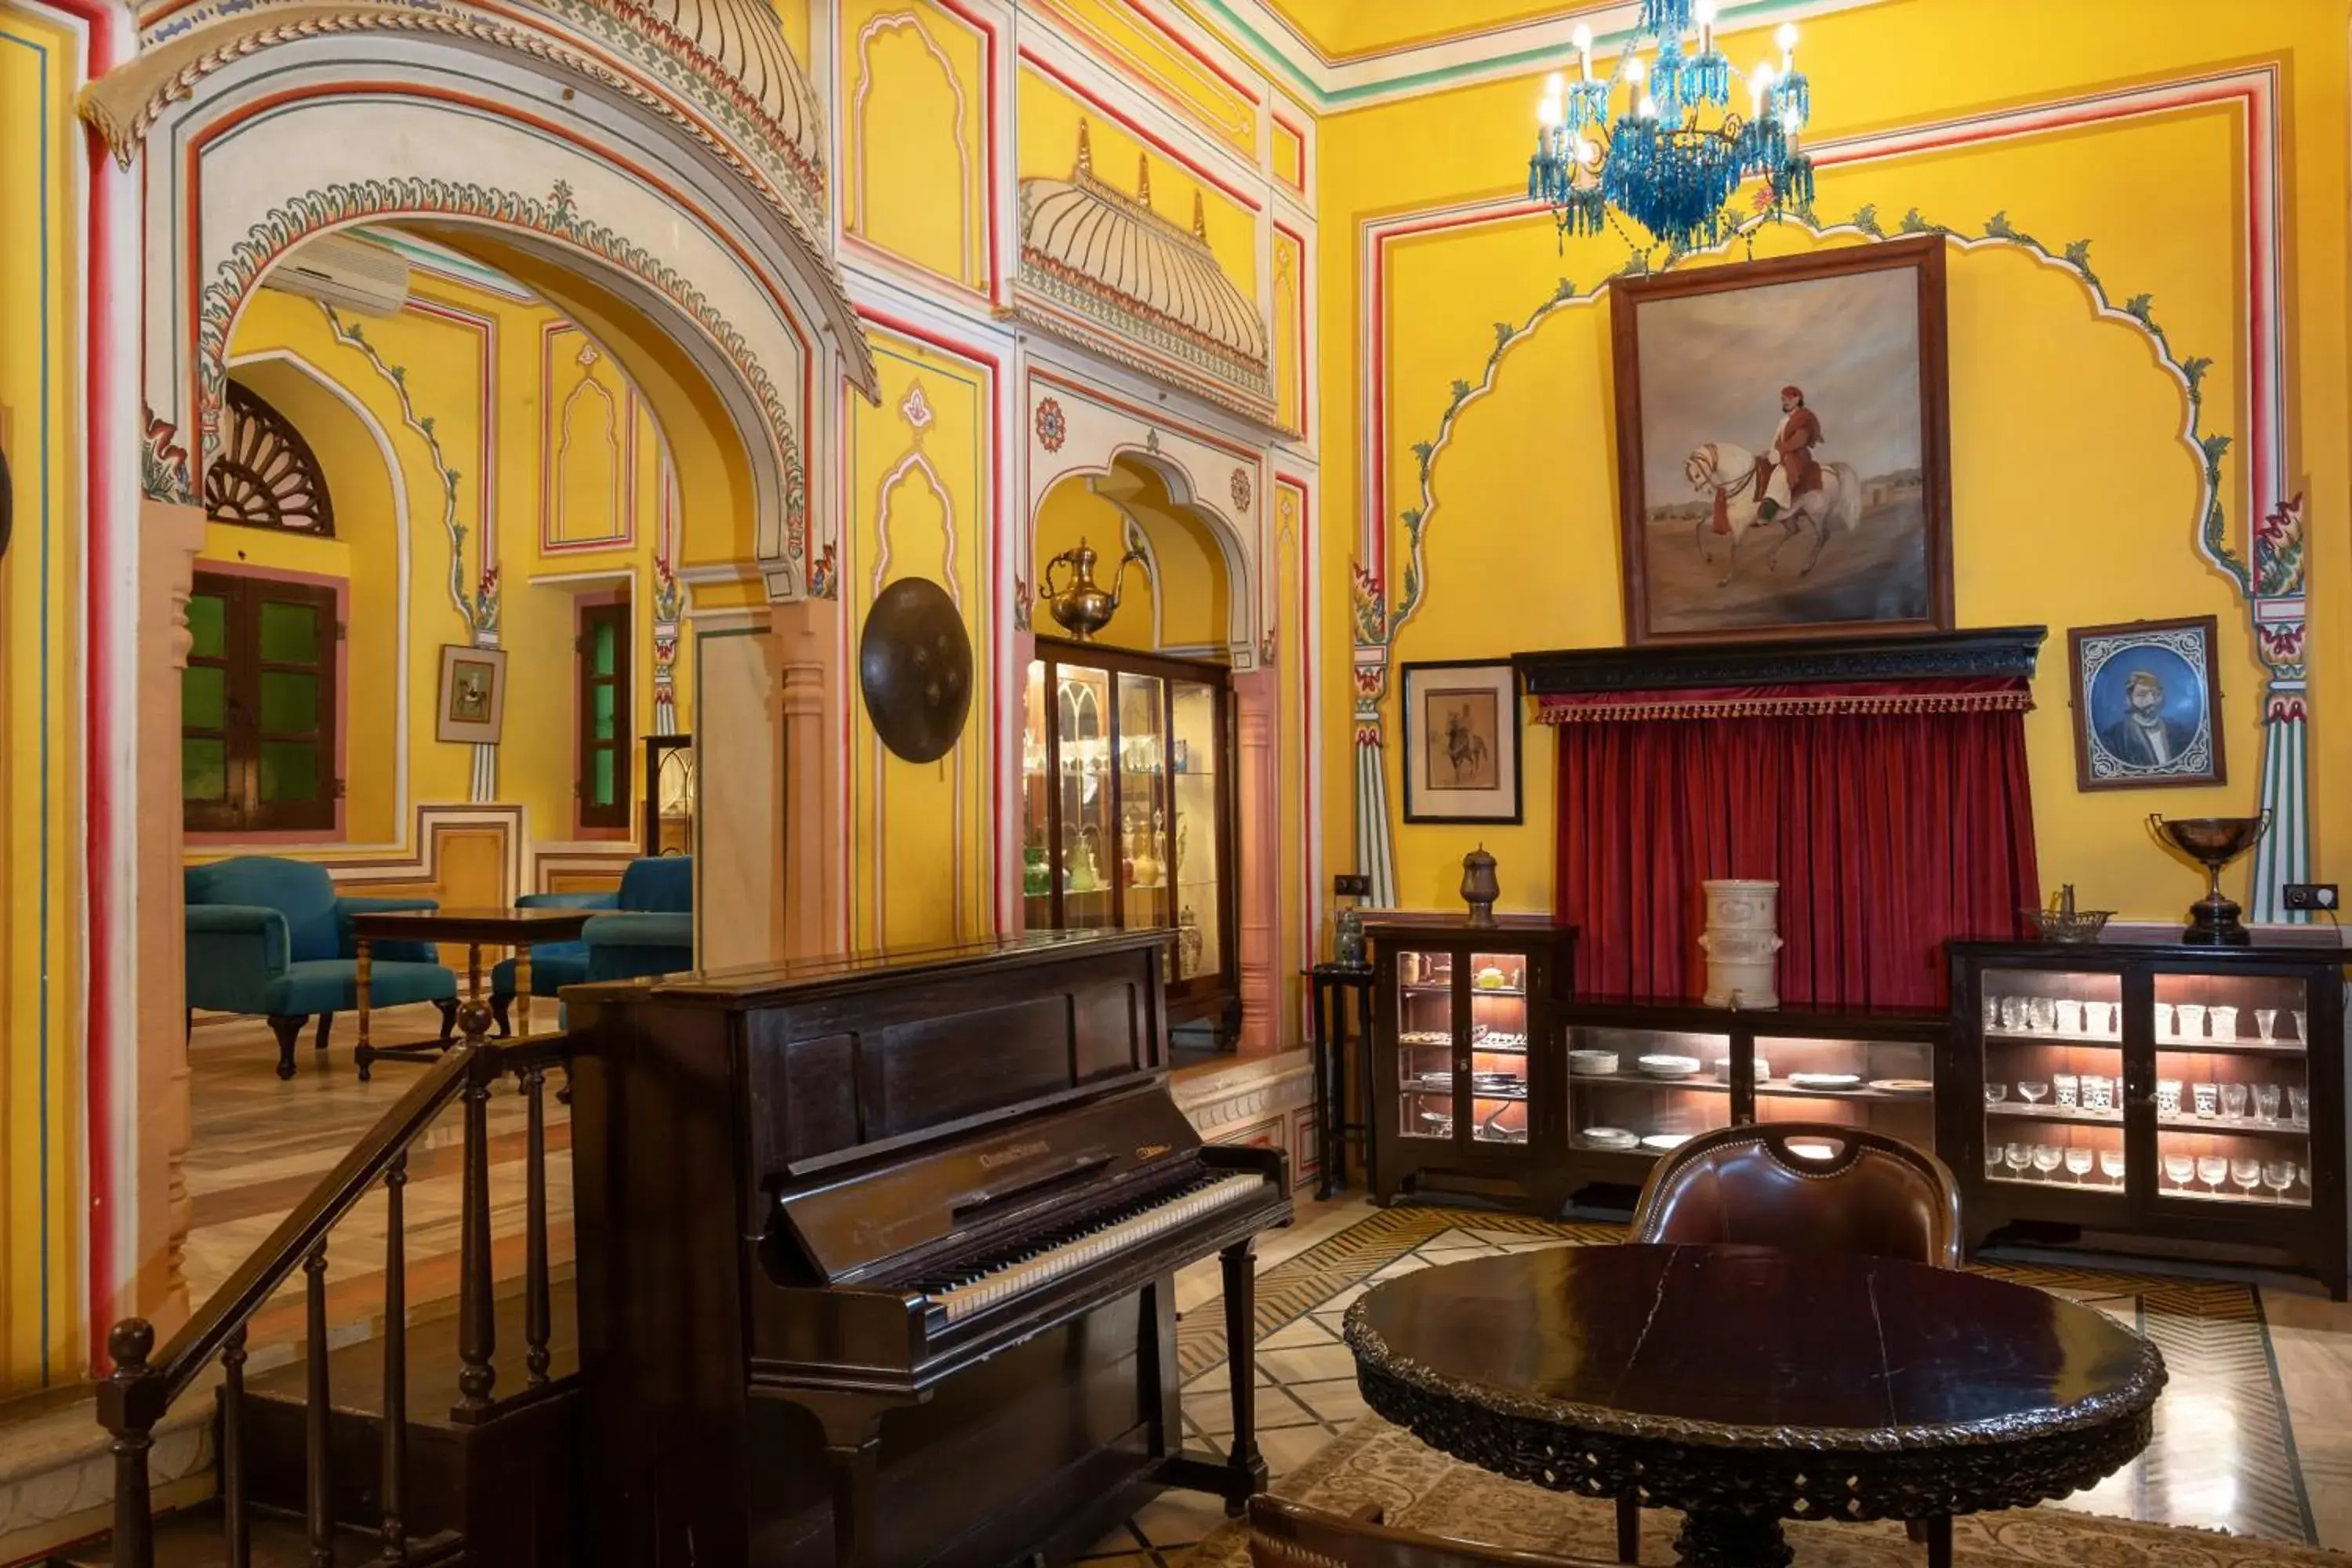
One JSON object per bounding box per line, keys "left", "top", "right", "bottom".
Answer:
{"left": 1041, "top": 537, "right": 1145, "bottom": 641}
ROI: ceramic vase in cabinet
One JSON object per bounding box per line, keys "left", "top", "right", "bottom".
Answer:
{"left": 1700, "top": 879, "right": 1782, "bottom": 1009}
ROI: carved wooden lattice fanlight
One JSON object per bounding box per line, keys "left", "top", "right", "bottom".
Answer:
{"left": 205, "top": 382, "right": 335, "bottom": 535}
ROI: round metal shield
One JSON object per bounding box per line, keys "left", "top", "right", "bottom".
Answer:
{"left": 859, "top": 577, "right": 973, "bottom": 764}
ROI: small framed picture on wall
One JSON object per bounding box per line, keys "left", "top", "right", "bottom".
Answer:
{"left": 1400, "top": 660, "right": 1523, "bottom": 824}
{"left": 436, "top": 644, "right": 509, "bottom": 745}
{"left": 2067, "top": 615, "right": 2225, "bottom": 790}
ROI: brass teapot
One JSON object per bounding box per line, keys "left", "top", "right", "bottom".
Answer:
{"left": 1041, "top": 537, "right": 1145, "bottom": 641}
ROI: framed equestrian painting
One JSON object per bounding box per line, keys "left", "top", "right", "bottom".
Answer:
{"left": 1401, "top": 660, "right": 1523, "bottom": 824}
{"left": 435, "top": 644, "right": 509, "bottom": 745}
{"left": 1609, "top": 235, "right": 1954, "bottom": 645}
{"left": 2067, "top": 615, "right": 2227, "bottom": 791}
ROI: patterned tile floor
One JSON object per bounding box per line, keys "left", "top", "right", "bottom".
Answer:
{"left": 1094, "top": 1202, "right": 2352, "bottom": 1566}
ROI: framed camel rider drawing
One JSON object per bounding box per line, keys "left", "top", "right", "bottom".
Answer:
{"left": 1608, "top": 234, "right": 1955, "bottom": 646}
{"left": 1400, "top": 660, "right": 1523, "bottom": 825}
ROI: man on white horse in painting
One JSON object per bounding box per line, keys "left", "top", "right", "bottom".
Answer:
{"left": 1756, "top": 384, "right": 1824, "bottom": 524}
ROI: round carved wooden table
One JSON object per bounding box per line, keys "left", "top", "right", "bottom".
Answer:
{"left": 1344, "top": 1243, "right": 2165, "bottom": 1568}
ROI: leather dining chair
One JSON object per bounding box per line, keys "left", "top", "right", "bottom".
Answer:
{"left": 1249, "top": 1495, "right": 1617, "bottom": 1568}
{"left": 1616, "top": 1123, "right": 1964, "bottom": 1565}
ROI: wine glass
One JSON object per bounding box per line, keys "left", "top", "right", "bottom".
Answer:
{"left": 2197, "top": 1155, "right": 2229, "bottom": 1196}
{"left": 2032, "top": 1145, "right": 2063, "bottom": 1181}
{"left": 2265, "top": 1160, "right": 2298, "bottom": 1203}
{"left": 2019, "top": 1080, "right": 2051, "bottom": 1109}
{"left": 1984, "top": 1083, "right": 2009, "bottom": 1106}
{"left": 2222, "top": 1083, "right": 2249, "bottom": 1121}
{"left": 2064, "top": 1147, "right": 2096, "bottom": 1183}
{"left": 2163, "top": 1153, "right": 2195, "bottom": 1193}
{"left": 2232, "top": 1159, "right": 2263, "bottom": 1201}
{"left": 2004, "top": 1144, "right": 2032, "bottom": 1181}
{"left": 1984, "top": 1145, "right": 2005, "bottom": 1178}
{"left": 2256, "top": 1007, "right": 2278, "bottom": 1043}
{"left": 2099, "top": 1149, "right": 2127, "bottom": 1188}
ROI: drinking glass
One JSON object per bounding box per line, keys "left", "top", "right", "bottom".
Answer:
{"left": 2082, "top": 1074, "right": 2115, "bottom": 1112}
{"left": 2265, "top": 1160, "right": 2298, "bottom": 1202}
{"left": 1982, "top": 994, "right": 2001, "bottom": 1029}
{"left": 2192, "top": 1082, "right": 2220, "bottom": 1119}
{"left": 1999, "top": 996, "right": 2023, "bottom": 1031}
{"left": 2232, "top": 1158, "right": 2263, "bottom": 1200}
{"left": 2197, "top": 1155, "right": 2230, "bottom": 1195}
{"left": 2290, "top": 1087, "right": 2310, "bottom": 1125}
{"left": 1984, "top": 1083, "right": 2009, "bottom": 1106}
{"left": 2221, "top": 1083, "right": 2248, "bottom": 1121}
{"left": 2178, "top": 1004, "right": 2209, "bottom": 1041}
{"left": 2154, "top": 1003, "right": 2176, "bottom": 1040}
{"left": 2256, "top": 1008, "right": 2278, "bottom": 1043}
{"left": 2004, "top": 1144, "right": 2032, "bottom": 1181}
{"left": 2163, "top": 1153, "right": 2196, "bottom": 1192}
{"left": 1984, "top": 1145, "right": 2005, "bottom": 1178}
{"left": 2155, "top": 1079, "right": 2183, "bottom": 1116}
{"left": 2064, "top": 1147, "right": 2096, "bottom": 1183}
{"left": 2019, "top": 1080, "right": 2051, "bottom": 1107}
{"left": 2032, "top": 1145, "right": 2063, "bottom": 1181}
{"left": 2030, "top": 997, "right": 2056, "bottom": 1034}
{"left": 2054, "top": 999, "right": 2084, "bottom": 1036}
{"left": 2099, "top": 1149, "right": 2127, "bottom": 1187}
{"left": 2294, "top": 1009, "right": 2309, "bottom": 1044}
{"left": 2212, "top": 1006, "right": 2240, "bottom": 1042}
{"left": 2054, "top": 1073, "right": 2080, "bottom": 1108}
{"left": 2256, "top": 1083, "right": 2281, "bottom": 1123}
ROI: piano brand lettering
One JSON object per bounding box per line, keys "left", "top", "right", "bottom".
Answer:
{"left": 978, "top": 1140, "right": 1051, "bottom": 1169}
{"left": 1136, "top": 1144, "right": 1172, "bottom": 1160}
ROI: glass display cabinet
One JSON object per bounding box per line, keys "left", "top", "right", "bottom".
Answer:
{"left": 1558, "top": 1000, "right": 1944, "bottom": 1205}
{"left": 1022, "top": 638, "right": 1236, "bottom": 1031}
{"left": 1370, "top": 922, "right": 1573, "bottom": 1210}
{"left": 1949, "top": 936, "right": 2346, "bottom": 1299}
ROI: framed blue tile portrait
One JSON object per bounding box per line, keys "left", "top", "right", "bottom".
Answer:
{"left": 2067, "top": 615, "right": 2226, "bottom": 791}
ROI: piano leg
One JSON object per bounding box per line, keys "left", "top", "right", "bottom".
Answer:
{"left": 824, "top": 1436, "right": 884, "bottom": 1568}
{"left": 1218, "top": 1237, "right": 1268, "bottom": 1512}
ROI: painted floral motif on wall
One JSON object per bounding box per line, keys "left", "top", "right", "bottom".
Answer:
{"left": 1034, "top": 396, "right": 1067, "bottom": 454}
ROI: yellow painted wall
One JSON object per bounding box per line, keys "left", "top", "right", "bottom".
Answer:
{"left": 1319, "top": 0, "right": 2350, "bottom": 927}
{"left": 1030, "top": 0, "right": 1256, "bottom": 157}
{"left": 840, "top": 0, "right": 990, "bottom": 292}
{"left": 198, "top": 262, "right": 695, "bottom": 880}
{"left": 0, "top": 0, "right": 83, "bottom": 1396}
{"left": 845, "top": 329, "right": 996, "bottom": 951}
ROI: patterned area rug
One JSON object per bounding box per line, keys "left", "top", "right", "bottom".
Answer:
{"left": 1188, "top": 1414, "right": 2344, "bottom": 1566}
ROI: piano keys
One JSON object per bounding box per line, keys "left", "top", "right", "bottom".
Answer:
{"left": 566, "top": 931, "right": 1292, "bottom": 1568}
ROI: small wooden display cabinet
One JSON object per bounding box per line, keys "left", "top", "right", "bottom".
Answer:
{"left": 1948, "top": 935, "right": 2347, "bottom": 1299}
{"left": 1370, "top": 921, "right": 1573, "bottom": 1211}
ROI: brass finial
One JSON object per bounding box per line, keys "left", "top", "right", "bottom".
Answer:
{"left": 1192, "top": 189, "right": 1207, "bottom": 240}
{"left": 1076, "top": 118, "right": 1093, "bottom": 175}
{"left": 1137, "top": 151, "right": 1152, "bottom": 204}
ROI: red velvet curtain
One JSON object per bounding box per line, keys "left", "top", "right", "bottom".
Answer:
{"left": 1554, "top": 706, "right": 2038, "bottom": 1009}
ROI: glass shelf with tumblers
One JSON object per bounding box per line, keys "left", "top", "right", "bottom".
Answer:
{"left": 1951, "top": 935, "right": 2346, "bottom": 1300}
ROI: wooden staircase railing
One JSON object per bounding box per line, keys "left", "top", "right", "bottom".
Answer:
{"left": 96, "top": 1000, "right": 567, "bottom": 1567}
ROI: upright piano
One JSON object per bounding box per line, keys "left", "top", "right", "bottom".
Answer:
{"left": 564, "top": 931, "right": 1291, "bottom": 1568}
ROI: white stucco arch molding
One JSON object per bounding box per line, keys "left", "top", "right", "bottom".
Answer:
{"left": 117, "top": 34, "right": 858, "bottom": 597}
{"left": 1024, "top": 369, "right": 1267, "bottom": 670}
{"left": 85, "top": 0, "right": 877, "bottom": 408}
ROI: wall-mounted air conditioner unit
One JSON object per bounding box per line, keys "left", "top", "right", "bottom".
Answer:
{"left": 260, "top": 233, "right": 412, "bottom": 318}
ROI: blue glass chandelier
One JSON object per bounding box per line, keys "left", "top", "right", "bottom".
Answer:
{"left": 1527, "top": 0, "right": 1816, "bottom": 252}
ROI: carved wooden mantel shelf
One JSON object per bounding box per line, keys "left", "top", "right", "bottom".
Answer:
{"left": 1513, "top": 626, "right": 2049, "bottom": 724}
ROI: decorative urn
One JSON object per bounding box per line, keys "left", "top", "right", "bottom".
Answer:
{"left": 1698, "top": 879, "right": 1782, "bottom": 1009}
{"left": 1461, "top": 847, "right": 1501, "bottom": 929}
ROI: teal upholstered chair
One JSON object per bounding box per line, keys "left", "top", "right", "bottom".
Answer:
{"left": 489, "top": 855, "right": 693, "bottom": 1033}
{"left": 185, "top": 855, "right": 459, "bottom": 1080}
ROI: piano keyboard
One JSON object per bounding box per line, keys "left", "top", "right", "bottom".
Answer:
{"left": 919, "top": 1171, "right": 1269, "bottom": 1323}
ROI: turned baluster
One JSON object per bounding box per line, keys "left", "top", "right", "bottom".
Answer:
{"left": 379, "top": 1153, "right": 410, "bottom": 1566}
{"left": 453, "top": 1007, "right": 498, "bottom": 1417}
{"left": 222, "top": 1323, "right": 251, "bottom": 1568}
{"left": 524, "top": 1061, "right": 551, "bottom": 1385}
{"left": 304, "top": 1242, "right": 333, "bottom": 1568}
{"left": 100, "top": 1320, "right": 158, "bottom": 1568}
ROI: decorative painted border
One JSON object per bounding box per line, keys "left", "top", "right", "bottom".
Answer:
{"left": 194, "top": 177, "right": 810, "bottom": 591}
{"left": 1349, "top": 67, "right": 2300, "bottom": 920}
{"left": 847, "top": 9, "right": 983, "bottom": 296}
{"left": 539, "top": 319, "right": 641, "bottom": 554}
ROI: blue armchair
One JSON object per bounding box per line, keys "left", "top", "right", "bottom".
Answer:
{"left": 490, "top": 855, "right": 693, "bottom": 1033}
{"left": 185, "top": 855, "right": 459, "bottom": 1080}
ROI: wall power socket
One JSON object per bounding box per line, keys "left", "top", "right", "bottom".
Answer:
{"left": 2282, "top": 883, "right": 2340, "bottom": 912}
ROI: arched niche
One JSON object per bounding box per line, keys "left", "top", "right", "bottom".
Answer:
{"left": 1031, "top": 455, "right": 1232, "bottom": 656}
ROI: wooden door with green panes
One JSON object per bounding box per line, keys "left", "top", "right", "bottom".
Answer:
{"left": 578, "top": 599, "right": 633, "bottom": 830}
{"left": 183, "top": 571, "right": 340, "bottom": 833}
